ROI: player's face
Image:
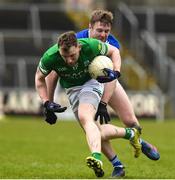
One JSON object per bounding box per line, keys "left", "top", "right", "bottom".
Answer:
{"left": 60, "top": 45, "right": 81, "bottom": 66}
{"left": 89, "top": 21, "right": 111, "bottom": 42}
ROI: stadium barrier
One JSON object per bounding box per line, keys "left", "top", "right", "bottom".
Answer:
{"left": 0, "top": 89, "right": 164, "bottom": 121}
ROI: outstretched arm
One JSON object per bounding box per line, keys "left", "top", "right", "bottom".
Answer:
{"left": 35, "top": 67, "right": 49, "bottom": 103}
{"left": 35, "top": 68, "right": 67, "bottom": 125}
{"left": 45, "top": 70, "right": 59, "bottom": 101}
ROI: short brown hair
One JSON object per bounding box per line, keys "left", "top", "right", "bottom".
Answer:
{"left": 90, "top": 10, "right": 113, "bottom": 26}
{"left": 57, "top": 31, "right": 78, "bottom": 52}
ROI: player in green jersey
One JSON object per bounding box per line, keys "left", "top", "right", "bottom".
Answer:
{"left": 35, "top": 31, "right": 141, "bottom": 178}
{"left": 45, "top": 10, "right": 159, "bottom": 178}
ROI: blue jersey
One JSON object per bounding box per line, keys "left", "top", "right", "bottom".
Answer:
{"left": 76, "top": 29, "right": 120, "bottom": 49}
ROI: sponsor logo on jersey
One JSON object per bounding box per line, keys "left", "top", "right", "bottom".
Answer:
{"left": 57, "top": 67, "right": 68, "bottom": 71}
{"left": 59, "top": 69, "right": 89, "bottom": 79}
{"left": 71, "top": 69, "right": 89, "bottom": 79}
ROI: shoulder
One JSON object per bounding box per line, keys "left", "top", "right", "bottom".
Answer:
{"left": 78, "top": 38, "right": 98, "bottom": 51}
{"left": 42, "top": 44, "right": 58, "bottom": 58}
{"left": 107, "top": 34, "right": 120, "bottom": 49}
{"left": 79, "top": 38, "right": 107, "bottom": 56}
{"left": 41, "top": 44, "right": 59, "bottom": 64}
{"left": 45, "top": 44, "right": 58, "bottom": 56}
{"left": 76, "top": 29, "right": 89, "bottom": 38}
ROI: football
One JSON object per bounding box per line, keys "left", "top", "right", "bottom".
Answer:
{"left": 88, "top": 55, "right": 113, "bottom": 79}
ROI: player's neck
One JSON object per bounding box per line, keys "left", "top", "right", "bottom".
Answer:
{"left": 88, "top": 29, "right": 91, "bottom": 38}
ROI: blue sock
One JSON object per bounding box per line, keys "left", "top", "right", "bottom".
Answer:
{"left": 110, "top": 155, "right": 123, "bottom": 168}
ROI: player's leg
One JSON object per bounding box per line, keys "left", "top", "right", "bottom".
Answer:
{"left": 99, "top": 124, "right": 141, "bottom": 158}
{"left": 108, "top": 82, "right": 160, "bottom": 160}
{"left": 109, "top": 82, "right": 138, "bottom": 126}
{"left": 78, "top": 103, "right": 104, "bottom": 177}
{"left": 77, "top": 80, "right": 105, "bottom": 177}
{"left": 94, "top": 120, "right": 125, "bottom": 177}
{"left": 74, "top": 108, "right": 104, "bottom": 178}
{"left": 66, "top": 83, "right": 104, "bottom": 177}
{"left": 78, "top": 103, "right": 101, "bottom": 153}
{"left": 101, "top": 139, "right": 125, "bottom": 177}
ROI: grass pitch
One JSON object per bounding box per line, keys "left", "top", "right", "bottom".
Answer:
{"left": 0, "top": 116, "right": 175, "bottom": 179}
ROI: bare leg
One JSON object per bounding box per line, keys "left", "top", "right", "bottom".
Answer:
{"left": 78, "top": 103, "right": 101, "bottom": 153}
{"left": 101, "top": 140, "right": 116, "bottom": 160}
{"left": 109, "top": 82, "right": 139, "bottom": 127}
{"left": 108, "top": 82, "right": 160, "bottom": 160}
{"left": 78, "top": 103, "right": 105, "bottom": 177}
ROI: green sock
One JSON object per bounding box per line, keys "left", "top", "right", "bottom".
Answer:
{"left": 124, "top": 128, "right": 134, "bottom": 139}
{"left": 92, "top": 152, "right": 102, "bottom": 161}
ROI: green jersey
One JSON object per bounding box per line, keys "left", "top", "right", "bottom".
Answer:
{"left": 39, "top": 38, "right": 108, "bottom": 88}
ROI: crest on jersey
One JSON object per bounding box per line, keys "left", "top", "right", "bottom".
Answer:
{"left": 98, "top": 41, "right": 106, "bottom": 55}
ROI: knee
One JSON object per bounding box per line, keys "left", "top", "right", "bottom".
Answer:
{"left": 120, "top": 112, "right": 140, "bottom": 127}
{"left": 78, "top": 111, "right": 96, "bottom": 130}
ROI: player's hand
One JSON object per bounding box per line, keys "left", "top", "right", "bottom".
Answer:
{"left": 95, "top": 101, "right": 110, "bottom": 124}
{"left": 43, "top": 101, "right": 67, "bottom": 125}
{"left": 44, "top": 109, "right": 57, "bottom": 125}
{"left": 44, "top": 101, "right": 67, "bottom": 113}
{"left": 97, "top": 68, "right": 121, "bottom": 83}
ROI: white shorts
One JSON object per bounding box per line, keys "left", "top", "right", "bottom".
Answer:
{"left": 66, "top": 79, "right": 104, "bottom": 117}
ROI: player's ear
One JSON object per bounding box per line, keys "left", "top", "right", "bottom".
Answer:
{"left": 89, "top": 23, "right": 92, "bottom": 29}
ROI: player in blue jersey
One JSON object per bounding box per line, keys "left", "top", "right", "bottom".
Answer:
{"left": 76, "top": 9, "right": 160, "bottom": 177}
{"left": 76, "top": 29, "right": 120, "bottom": 49}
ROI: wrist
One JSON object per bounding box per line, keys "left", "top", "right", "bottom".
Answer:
{"left": 100, "top": 101, "right": 107, "bottom": 107}
{"left": 114, "top": 71, "right": 121, "bottom": 78}
{"left": 43, "top": 100, "right": 50, "bottom": 107}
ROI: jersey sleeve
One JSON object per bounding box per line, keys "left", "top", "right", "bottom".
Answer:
{"left": 38, "top": 53, "right": 52, "bottom": 75}
{"left": 76, "top": 29, "right": 89, "bottom": 39}
{"left": 108, "top": 34, "right": 120, "bottom": 49}
{"left": 88, "top": 38, "right": 108, "bottom": 56}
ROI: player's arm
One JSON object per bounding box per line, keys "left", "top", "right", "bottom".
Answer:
{"left": 100, "top": 43, "right": 121, "bottom": 103}
{"left": 35, "top": 67, "right": 67, "bottom": 125}
{"left": 35, "top": 67, "right": 49, "bottom": 103}
{"left": 96, "top": 44, "right": 121, "bottom": 84}
{"left": 100, "top": 80, "right": 116, "bottom": 102}
{"left": 35, "top": 67, "right": 65, "bottom": 111}
{"left": 45, "top": 70, "right": 59, "bottom": 101}
{"left": 36, "top": 53, "right": 59, "bottom": 102}
{"left": 95, "top": 44, "right": 122, "bottom": 124}
{"left": 106, "top": 43, "right": 121, "bottom": 72}
{"left": 95, "top": 79, "right": 116, "bottom": 124}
